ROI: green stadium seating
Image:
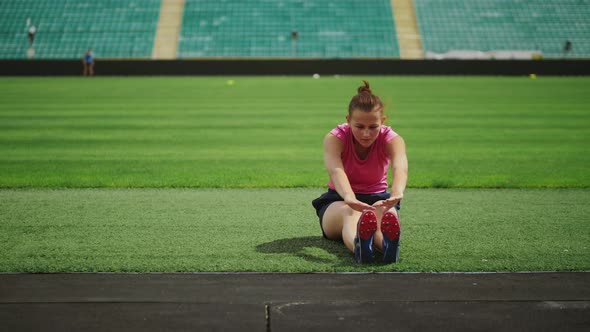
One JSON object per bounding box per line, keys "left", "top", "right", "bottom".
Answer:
{"left": 178, "top": 0, "right": 400, "bottom": 58}
{"left": 3, "top": 0, "right": 587, "bottom": 60}
{"left": 414, "top": 0, "right": 590, "bottom": 58}
{"left": 0, "top": 0, "right": 161, "bottom": 59}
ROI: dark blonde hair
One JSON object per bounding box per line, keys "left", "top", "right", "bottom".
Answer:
{"left": 348, "top": 80, "right": 384, "bottom": 115}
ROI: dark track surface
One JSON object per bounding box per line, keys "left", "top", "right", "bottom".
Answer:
{"left": 1, "top": 272, "right": 589, "bottom": 331}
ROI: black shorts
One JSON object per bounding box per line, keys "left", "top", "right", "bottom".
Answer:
{"left": 311, "top": 189, "right": 401, "bottom": 239}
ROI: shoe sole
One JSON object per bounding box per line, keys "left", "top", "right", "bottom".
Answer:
{"left": 381, "top": 211, "right": 401, "bottom": 264}
{"left": 355, "top": 210, "right": 378, "bottom": 264}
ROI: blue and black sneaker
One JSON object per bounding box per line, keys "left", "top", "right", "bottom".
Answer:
{"left": 353, "top": 210, "right": 378, "bottom": 264}
{"left": 381, "top": 211, "right": 401, "bottom": 264}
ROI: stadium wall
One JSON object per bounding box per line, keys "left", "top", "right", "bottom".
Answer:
{"left": 0, "top": 59, "right": 589, "bottom": 76}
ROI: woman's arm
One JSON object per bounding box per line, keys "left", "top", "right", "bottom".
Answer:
{"left": 324, "top": 133, "right": 375, "bottom": 212}
{"left": 374, "top": 136, "right": 408, "bottom": 209}
{"left": 389, "top": 136, "right": 408, "bottom": 199}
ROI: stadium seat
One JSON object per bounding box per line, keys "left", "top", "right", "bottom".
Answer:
{"left": 178, "top": 0, "right": 401, "bottom": 58}
{"left": 414, "top": 0, "right": 590, "bottom": 58}
{"left": 0, "top": 0, "right": 161, "bottom": 59}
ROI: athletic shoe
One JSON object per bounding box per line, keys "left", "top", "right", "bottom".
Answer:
{"left": 354, "top": 210, "right": 378, "bottom": 264}
{"left": 381, "top": 211, "right": 401, "bottom": 264}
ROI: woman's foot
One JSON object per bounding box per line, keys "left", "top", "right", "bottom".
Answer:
{"left": 381, "top": 211, "right": 401, "bottom": 264}
{"left": 354, "top": 210, "right": 378, "bottom": 264}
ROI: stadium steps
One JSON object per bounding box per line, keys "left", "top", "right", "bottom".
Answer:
{"left": 152, "top": 0, "right": 185, "bottom": 59}
{"left": 391, "top": 0, "right": 423, "bottom": 59}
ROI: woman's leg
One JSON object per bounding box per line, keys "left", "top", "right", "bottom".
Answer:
{"left": 322, "top": 202, "right": 400, "bottom": 253}
{"left": 321, "top": 201, "right": 362, "bottom": 252}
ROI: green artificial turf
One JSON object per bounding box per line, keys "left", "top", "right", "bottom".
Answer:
{"left": 1, "top": 188, "right": 588, "bottom": 272}
{"left": 0, "top": 76, "right": 589, "bottom": 188}
{"left": 1, "top": 76, "right": 588, "bottom": 273}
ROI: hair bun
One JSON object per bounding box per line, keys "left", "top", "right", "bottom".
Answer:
{"left": 348, "top": 80, "right": 383, "bottom": 114}
{"left": 357, "top": 80, "right": 372, "bottom": 94}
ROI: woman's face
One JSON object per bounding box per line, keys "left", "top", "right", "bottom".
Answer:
{"left": 346, "top": 109, "right": 385, "bottom": 148}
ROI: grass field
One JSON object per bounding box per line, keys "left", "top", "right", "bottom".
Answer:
{"left": 1, "top": 188, "right": 588, "bottom": 272}
{"left": 0, "top": 76, "right": 589, "bottom": 272}
{"left": 0, "top": 76, "right": 588, "bottom": 188}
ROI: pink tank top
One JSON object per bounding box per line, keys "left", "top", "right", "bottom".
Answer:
{"left": 327, "top": 123, "right": 398, "bottom": 194}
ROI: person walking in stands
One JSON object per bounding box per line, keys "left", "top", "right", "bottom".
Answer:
{"left": 28, "top": 24, "right": 36, "bottom": 47}
{"left": 83, "top": 48, "right": 94, "bottom": 77}
{"left": 312, "top": 80, "right": 408, "bottom": 264}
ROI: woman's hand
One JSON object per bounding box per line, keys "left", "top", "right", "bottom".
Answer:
{"left": 373, "top": 192, "right": 403, "bottom": 210}
{"left": 345, "top": 198, "right": 376, "bottom": 212}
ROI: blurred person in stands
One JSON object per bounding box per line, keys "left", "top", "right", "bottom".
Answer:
{"left": 28, "top": 24, "right": 36, "bottom": 47}
{"left": 83, "top": 48, "right": 95, "bottom": 77}
{"left": 563, "top": 40, "right": 572, "bottom": 58}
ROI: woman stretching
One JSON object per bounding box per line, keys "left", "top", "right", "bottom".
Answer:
{"left": 312, "top": 81, "right": 408, "bottom": 264}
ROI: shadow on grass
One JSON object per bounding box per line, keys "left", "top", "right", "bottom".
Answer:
{"left": 256, "top": 236, "right": 357, "bottom": 268}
